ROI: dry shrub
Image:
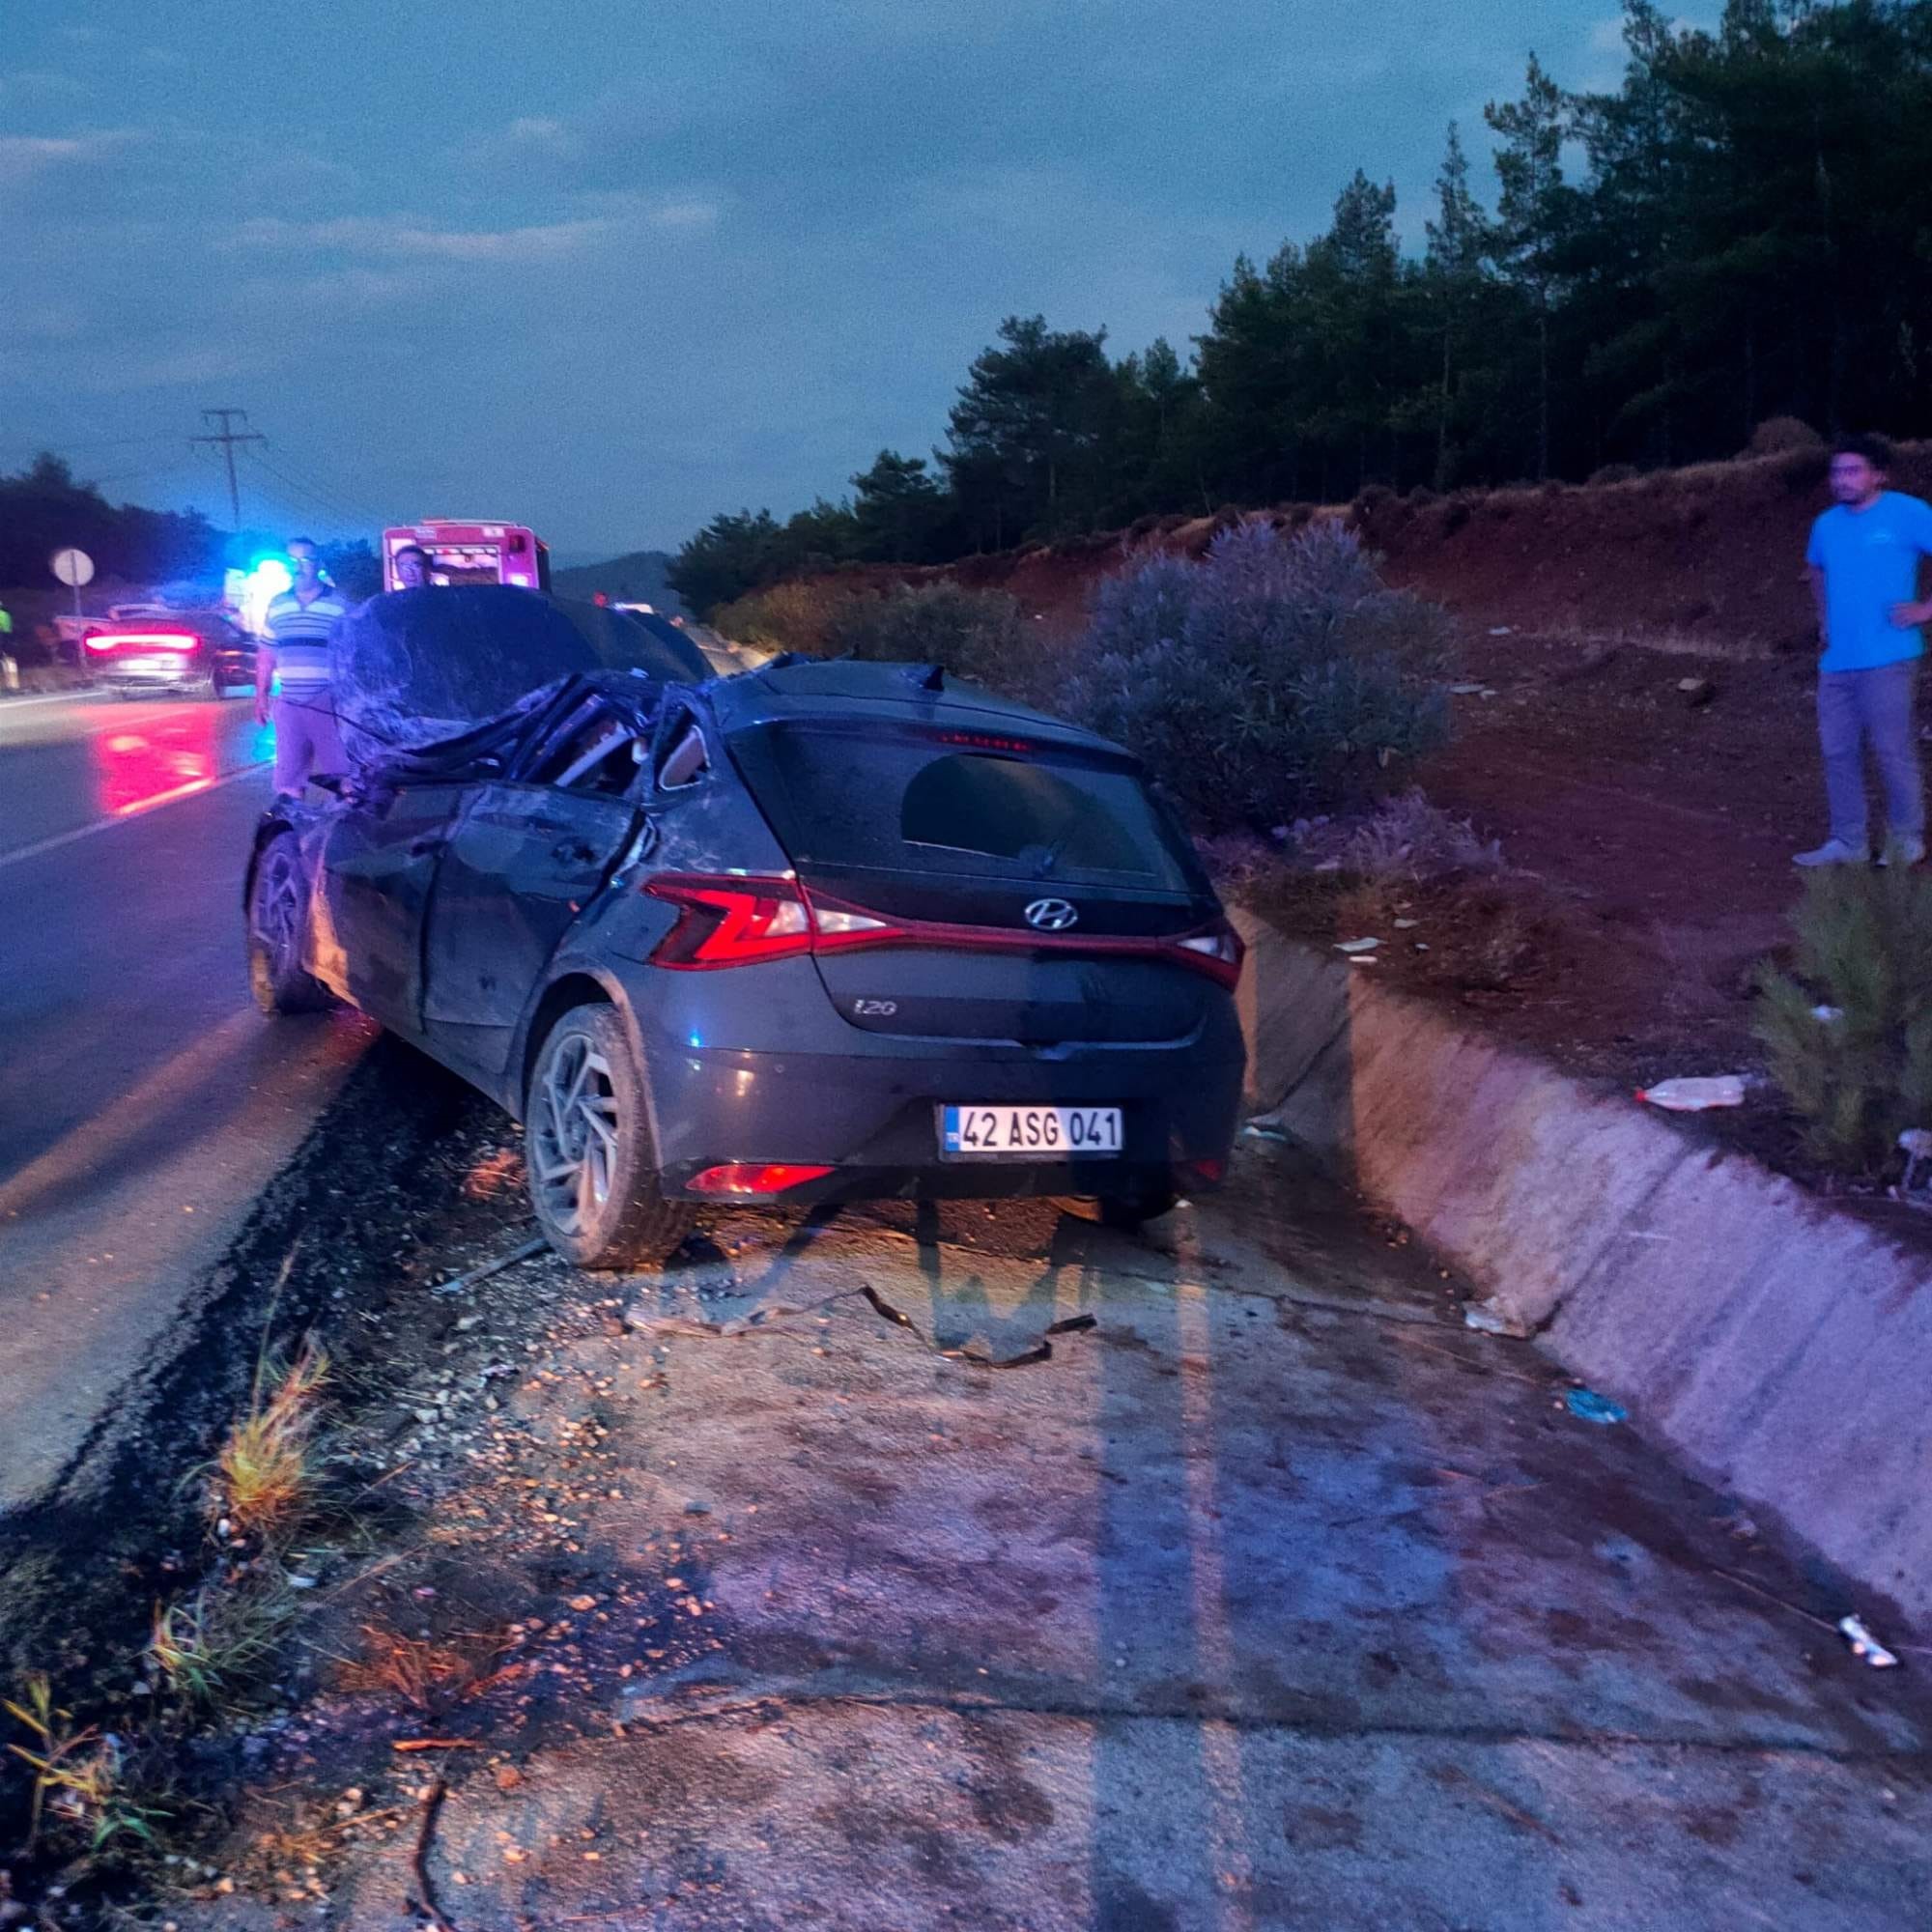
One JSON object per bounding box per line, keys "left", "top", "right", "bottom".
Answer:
{"left": 1070, "top": 522, "right": 1453, "bottom": 832}
{"left": 337, "top": 1620, "right": 504, "bottom": 1715}
{"left": 821, "top": 582, "right": 1037, "bottom": 697}
{"left": 711, "top": 579, "right": 857, "bottom": 654}
{"left": 1588, "top": 462, "right": 1641, "bottom": 487}
{"left": 1745, "top": 415, "right": 1823, "bottom": 458}
{"left": 1337, "top": 789, "right": 1503, "bottom": 882}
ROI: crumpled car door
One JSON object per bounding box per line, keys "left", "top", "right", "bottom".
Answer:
{"left": 318, "top": 783, "right": 467, "bottom": 1029}
{"left": 420, "top": 781, "right": 638, "bottom": 1080}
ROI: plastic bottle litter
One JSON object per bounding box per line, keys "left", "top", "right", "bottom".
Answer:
{"left": 1464, "top": 1301, "right": 1532, "bottom": 1339}
{"left": 1565, "top": 1388, "right": 1628, "bottom": 1426}
{"left": 1636, "top": 1075, "right": 1747, "bottom": 1112}
{"left": 1838, "top": 1614, "right": 1900, "bottom": 1669}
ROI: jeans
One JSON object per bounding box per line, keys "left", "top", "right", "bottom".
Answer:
{"left": 271, "top": 689, "right": 345, "bottom": 795}
{"left": 1817, "top": 661, "right": 1924, "bottom": 850}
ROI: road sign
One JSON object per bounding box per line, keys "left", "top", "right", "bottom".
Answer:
{"left": 49, "top": 548, "right": 95, "bottom": 587}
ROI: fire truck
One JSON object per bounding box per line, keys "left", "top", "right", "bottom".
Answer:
{"left": 381, "top": 521, "right": 552, "bottom": 593}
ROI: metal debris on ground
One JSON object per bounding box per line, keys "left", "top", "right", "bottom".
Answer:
{"left": 1564, "top": 1387, "right": 1628, "bottom": 1427}
{"left": 1635, "top": 1074, "right": 1747, "bottom": 1111}
{"left": 1839, "top": 1615, "right": 1901, "bottom": 1669}
{"left": 430, "top": 1235, "right": 549, "bottom": 1296}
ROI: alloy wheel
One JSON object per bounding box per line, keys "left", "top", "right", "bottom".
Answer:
{"left": 256, "top": 847, "right": 302, "bottom": 977}
{"left": 531, "top": 1032, "right": 621, "bottom": 1236}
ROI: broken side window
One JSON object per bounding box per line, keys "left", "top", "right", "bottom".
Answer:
{"left": 532, "top": 705, "right": 644, "bottom": 797}
{"left": 655, "top": 715, "right": 710, "bottom": 790}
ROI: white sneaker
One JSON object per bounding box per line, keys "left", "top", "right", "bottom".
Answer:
{"left": 1793, "top": 838, "right": 1870, "bottom": 867}
{"left": 1879, "top": 836, "right": 1926, "bottom": 868}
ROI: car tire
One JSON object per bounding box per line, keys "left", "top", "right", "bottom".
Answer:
{"left": 246, "top": 831, "right": 331, "bottom": 1015}
{"left": 526, "top": 1004, "right": 694, "bottom": 1270}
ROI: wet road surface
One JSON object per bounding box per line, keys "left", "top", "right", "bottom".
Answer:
{"left": 0, "top": 690, "right": 368, "bottom": 1509}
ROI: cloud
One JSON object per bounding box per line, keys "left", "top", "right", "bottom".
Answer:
{"left": 0, "top": 68, "right": 91, "bottom": 99}
{"left": 229, "top": 213, "right": 610, "bottom": 262}
{"left": 0, "top": 128, "right": 139, "bottom": 185}
{"left": 647, "top": 197, "right": 720, "bottom": 230}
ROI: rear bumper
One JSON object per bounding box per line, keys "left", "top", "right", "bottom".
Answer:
{"left": 639, "top": 1030, "right": 1243, "bottom": 1204}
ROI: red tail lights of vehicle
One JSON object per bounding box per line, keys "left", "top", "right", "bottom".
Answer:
{"left": 645, "top": 872, "right": 1246, "bottom": 987}
{"left": 644, "top": 876, "right": 817, "bottom": 968}
{"left": 1172, "top": 922, "right": 1245, "bottom": 990}
{"left": 688, "top": 1163, "right": 836, "bottom": 1197}
{"left": 84, "top": 630, "right": 201, "bottom": 653}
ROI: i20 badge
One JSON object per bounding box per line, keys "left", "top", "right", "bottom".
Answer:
{"left": 1024, "top": 897, "right": 1078, "bottom": 932}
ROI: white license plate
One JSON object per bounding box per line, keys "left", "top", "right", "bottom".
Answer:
{"left": 940, "top": 1104, "right": 1122, "bottom": 1159}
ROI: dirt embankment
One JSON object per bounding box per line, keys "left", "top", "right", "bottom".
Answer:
{"left": 780, "top": 447, "right": 1932, "bottom": 1199}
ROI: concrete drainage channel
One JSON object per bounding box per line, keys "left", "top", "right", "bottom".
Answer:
{"left": 1232, "top": 905, "right": 1932, "bottom": 1630}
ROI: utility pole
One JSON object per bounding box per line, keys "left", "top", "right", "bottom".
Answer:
{"left": 190, "top": 408, "right": 267, "bottom": 528}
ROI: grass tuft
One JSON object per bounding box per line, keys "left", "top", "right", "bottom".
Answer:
{"left": 213, "top": 1338, "right": 330, "bottom": 1541}
{"left": 5, "top": 1675, "right": 165, "bottom": 1854}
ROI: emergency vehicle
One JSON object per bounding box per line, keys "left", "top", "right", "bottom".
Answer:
{"left": 382, "top": 522, "right": 551, "bottom": 593}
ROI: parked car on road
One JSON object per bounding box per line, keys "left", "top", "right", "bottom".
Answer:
{"left": 244, "top": 587, "right": 1244, "bottom": 1267}
{"left": 83, "top": 610, "right": 255, "bottom": 699}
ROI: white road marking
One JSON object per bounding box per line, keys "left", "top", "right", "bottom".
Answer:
{"left": 0, "top": 758, "right": 272, "bottom": 872}
{"left": 0, "top": 689, "right": 108, "bottom": 713}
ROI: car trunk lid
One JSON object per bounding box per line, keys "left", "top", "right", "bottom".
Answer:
{"left": 724, "top": 718, "right": 1229, "bottom": 1043}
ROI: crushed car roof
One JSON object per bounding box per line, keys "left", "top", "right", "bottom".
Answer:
{"left": 332, "top": 585, "right": 709, "bottom": 771}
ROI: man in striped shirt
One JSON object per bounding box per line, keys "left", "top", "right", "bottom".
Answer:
{"left": 255, "top": 536, "right": 349, "bottom": 795}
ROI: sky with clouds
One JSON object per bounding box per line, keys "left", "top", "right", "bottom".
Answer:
{"left": 1, "top": 2, "right": 1709, "bottom": 558}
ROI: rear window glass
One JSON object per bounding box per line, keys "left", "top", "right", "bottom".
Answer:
{"left": 733, "top": 724, "right": 1197, "bottom": 890}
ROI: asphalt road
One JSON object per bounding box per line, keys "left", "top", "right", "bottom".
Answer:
{"left": 0, "top": 690, "right": 368, "bottom": 1511}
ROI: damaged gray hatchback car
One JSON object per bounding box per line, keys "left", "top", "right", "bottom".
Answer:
{"left": 245, "top": 586, "right": 1245, "bottom": 1268}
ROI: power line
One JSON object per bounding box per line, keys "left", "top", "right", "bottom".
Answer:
{"left": 189, "top": 408, "right": 267, "bottom": 527}
{"left": 243, "top": 446, "right": 386, "bottom": 533}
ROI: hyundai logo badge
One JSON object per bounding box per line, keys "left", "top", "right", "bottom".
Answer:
{"left": 1025, "top": 896, "right": 1079, "bottom": 932}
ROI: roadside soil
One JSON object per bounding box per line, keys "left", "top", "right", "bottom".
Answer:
{"left": 10, "top": 1094, "right": 1928, "bottom": 1930}
{"left": 1235, "top": 621, "right": 1833, "bottom": 1183}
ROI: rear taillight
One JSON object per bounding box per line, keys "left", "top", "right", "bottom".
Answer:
{"left": 1174, "top": 922, "right": 1245, "bottom": 991}
{"left": 84, "top": 630, "right": 200, "bottom": 654}
{"left": 688, "top": 1163, "right": 835, "bottom": 1197}
{"left": 643, "top": 872, "right": 1243, "bottom": 987}
{"left": 644, "top": 877, "right": 815, "bottom": 968}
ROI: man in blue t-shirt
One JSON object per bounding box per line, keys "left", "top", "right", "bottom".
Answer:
{"left": 1797, "top": 436, "right": 1932, "bottom": 867}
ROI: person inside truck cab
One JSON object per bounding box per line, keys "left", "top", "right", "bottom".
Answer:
{"left": 394, "top": 545, "right": 435, "bottom": 589}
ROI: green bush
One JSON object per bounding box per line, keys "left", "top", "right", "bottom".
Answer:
{"left": 1067, "top": 521, "right": 1453, "bottom": 833}
{"left": 820, "top": 582, "right": 1037, "bottom": 696}
{"left": 1754, "top": 867, "right": 1932, "bottom": 1172}
{"left": 710, "top": 580, "right": 858, "bottom": 655}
